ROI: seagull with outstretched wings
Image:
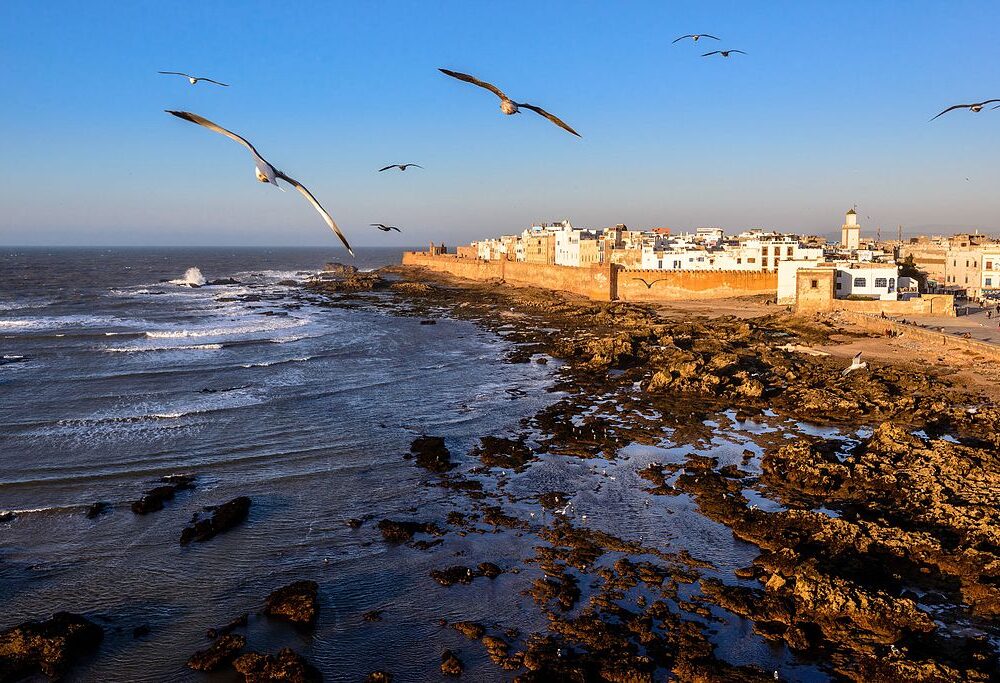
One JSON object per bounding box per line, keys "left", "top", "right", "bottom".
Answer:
{"left": 158, "top": 71, "right": 229, "bottom": 86}
{"left": 165, "top": 111, "right": 353, "bottom": 256}
{"left": 841, "top": 352, "right": 868, "bottom": 376}
{"left": 378, "top": 163, "right": 423, "bottom": 172}
{"left": 702, "top": 50, "right": 747, "bottom": 58}
{"left": 672, "top": 34, "right": 719, "bottom": 43}
{"left": 438, "top": 68, "right": 581, "bottom": 137}
{"left": 632, "top": 277, "right": 669, "bottom": 289}
{"left": 930, "top": 99, "right": 1000, "bottom": 121}
{"left": 370, "top": 223, "right": 402, "bottom": 232}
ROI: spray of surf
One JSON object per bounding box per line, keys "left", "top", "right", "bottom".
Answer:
{"left": 169, "top": 267, "right": 206, "bottom": 287}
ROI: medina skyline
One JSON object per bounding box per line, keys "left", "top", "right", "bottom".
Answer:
{"left": 1, "top": 1, "right": 999, "bottom": 248}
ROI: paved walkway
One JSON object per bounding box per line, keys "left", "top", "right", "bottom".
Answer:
{"left": 891, "top": 307, "right": 1000, "bottom": 345}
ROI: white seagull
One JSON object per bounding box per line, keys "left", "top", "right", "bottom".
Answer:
{"left": 438, "top": 68, "right": 581, "bottom": 137}
{"left": 166, "top": 111, "right": 353, "bottom": 255}
{"left": 158, "top": 71, "right": 229, "bottom": 87}
{"left": 841, "top": 351, "right": 867, "bottom": 376}
{"left": 378, "top": 163, "right": 423, "bottom": 172}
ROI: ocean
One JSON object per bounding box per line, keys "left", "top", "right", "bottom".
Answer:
{"left": 0, "top": 247, "right": 557, "bottom": 681}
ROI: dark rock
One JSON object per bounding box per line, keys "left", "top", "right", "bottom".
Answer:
{"left": 419, "top": 319, "right": 437, "bottom": 325}
{"left": 132, "top": 624, "right": 150, "bottom": 639}
{"left": 410, "top": 436, "right": 453, "bottom": 473}
{"left": 362, "top": 610, "right": 384, "bottom": 622}
{"left": 440, "top": 649, "right": 463, "bottom": 676}
{"left": 365, "top": 672, "right": 393, "bottom": 683}
{"left": 477, "top": 562, "right": 502, "bottom": 579}
{"left": 206, "top": 613, "right": 248, "bottom": 640}
{"left": 180, "top": 496, "right": 251, "bottom": 545}
{"left": 85, "top": 501, "right": 110, "bottom": 519}
{"left": 431, "top": 566, "right": 477, "bottom": 587}
{"left": 277, "top": 279, "right": 299, "bottom": 287}
{"left": 376, "top": 519, "right": 441, "bottom": 543}
{"left": 346, "top": 518, "right": 363, "bottom": 529}
{"left": 187, "top": 634, "right": 245, "bottom": 672}
{"left": 264, "top": 581, "right": 319, "bottom": 627}
{"left": 207, "top": 278, "right": 240, "bottom": 286}
{"left": 0, "top": 612, "right": 103, "bottom": 681}
{"left": 232, "top": 647, "right": 321, "bottom": 682}
{"left": 535, "top": 356, "right": 549, "bottom": 364}
{"left": 131, "top": 475, "right": 195, "bottom": 515}
{"left": 474, "top": 436, "right": 534, "bottom": 470}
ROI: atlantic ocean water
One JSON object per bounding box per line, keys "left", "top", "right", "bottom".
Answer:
{"left": 0, "top": 247, "right": 556, "bottom": 681}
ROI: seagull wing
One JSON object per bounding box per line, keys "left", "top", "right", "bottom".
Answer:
{"left": 199, "top": 78, "right": 230, "bottom": 87}
{"left": 165, "top": 110, "right": 271, "bottom": 170}
{"left": 631, "top": 278, "right": 651, "bottom": 287}
{"left": 729, "top": 50, "right": 747, "bottom": 55}
{"left": 672, "top": 35, "right": 695, "bottom": 43}
{"left": 853, "top": 351, "right": 863, "bottom": 363}
{"left": 403, "top": 164, "right": 424, "bottom": 169}
{"left": 391, "top": 226, "right": 401, "bottom": 232}
{"left": 275, "top": 171, "right": 354, "bottom": 256}
{"left": 370, "top": 223, "right": 387, "bottom": 229}
{"left": 700, "top": 34, "right": 721, "bottom": 40}
{"left": 702, "top": 51, "right": 722, "bottom": 56}
{"left": 159, "top": 71, "right": 192, "bottom": 78}
{"left": 978, "top": 99, "right": 1000, "bottom": 106}
{"left": 930, "top": 104, "right": 972, "bottom": 121}
{"left": 378, "top": 164, "right": 400, "bottom": 172}
{"left": 438, "top": 68, "right": 509, "bottom": 101}
{"left": 517, "top": 103, "right": 582, "bottom": 137}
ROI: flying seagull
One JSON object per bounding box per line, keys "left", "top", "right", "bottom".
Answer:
{"left": 841, "top": 351, "right": 867, "bottom": 376}
{"left": 930, "top": 100, "right": 1000, "bottom": 121}
{"left": 672, "top": 34, "right": 720, "bottom": 43}
{"left": 632, "top": 277, "right": 669, "bottom": 289}
{"left": 378, "top": 163, "right": 423, "bottom": 172}
{"left": 702, "top": 50, "right": 747, "bottom": 58}
{"left": 158, "top": 71, "right": 229, "bottom": 87}
{"left": 370, "top": 223, "right": 401, "bottom": 232}
{"left": 438, "top": 68, "right": 581, "bottom": 137}
{"left": 165, "top": 110, "right": 353, "bottom": 255}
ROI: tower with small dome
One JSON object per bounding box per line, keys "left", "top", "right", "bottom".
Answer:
{"left": 841, "top": 208, "right": 860, "bottom": 251}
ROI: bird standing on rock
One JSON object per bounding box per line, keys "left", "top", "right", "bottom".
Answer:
{"left": 438, "top": 68, "right": 581, "bottom": 137}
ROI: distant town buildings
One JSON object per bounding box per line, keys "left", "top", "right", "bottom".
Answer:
{"left": 450, "top": 208, "right": 998, "bottom": 305}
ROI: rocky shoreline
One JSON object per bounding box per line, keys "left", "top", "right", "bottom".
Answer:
{"left": 306, "top": 265, "right": 1000, "bottom": 681}
{"left": 3, "top": 263, "right": 997, "bottom": 681}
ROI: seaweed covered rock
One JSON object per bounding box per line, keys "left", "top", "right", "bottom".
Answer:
{"left": 180, "top": 496, "right": 251, "bottom": 544}
{"left": 264, "top": 581, "right": 319, "bottom": 627}
{"left": 0, "top": 612, "right": 103, "bottom": 681}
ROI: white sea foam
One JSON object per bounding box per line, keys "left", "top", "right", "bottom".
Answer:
{"left": 169, "top": 267, "right": 206, "bottom": 287}
{"left": 105, "top": 343, "right": 224, "bottom": 353}
{"left": 0, "top": 315, "right": 136, "bottom": 332}
{"left": 145, "top": 316, "right": 308, "bottom": 339}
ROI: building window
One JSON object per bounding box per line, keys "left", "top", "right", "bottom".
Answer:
{"left": 987, "top": 278, "right": 993, "bottom": 286}
{"left": 787, "top": 247, "right": 793, "bottom": 256}
{"left": 810, "top": 279, "right": 819, "bottom": 289}
{"left": 836, "top": 281, "right": 843, "bottom": 290}
{"left": 747, "top": 257, "right": 756, "bottom": 263}
{"left": 987, "top": 261, "right": 993, "bottom": 270}
{"left": 673, "top": 260, "right": 681, "bottom": 269}
{"left": 736, "top": 258, "right": 742, "bottom": 264}
{"left": 889, "top": 278, "right": 895, "bottom": 291}
{"left": 853, "top": 277, "right": 866, "bottom": 287}
{"left": 875, "top": 277, "right": 888, "bottom": 288}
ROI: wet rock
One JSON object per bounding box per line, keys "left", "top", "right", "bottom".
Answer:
{"left": 389, "top": 281, "right": 432, "bottom": 294}
{"left": 207, "top": 278, "right": 240, "bottom": 286}
{"left": 362, "top": 610, "right": 383, "bottom": 622}
{"left": 431, "top": 565, "right": 477, "bottom": 587}
{"left": 440, "top": 649, "right": 463, "bottom": 676}
{"left": 419, "top": 319, "right": 437, "bottom": 325}
{"left": 85, "top": 501, "right": 110, "bottom": 519}
{"left": 452, "top": 621, "right": 485, "bottom": 640}
{"left": 365, "top": 672, "right": 392, "bottom": 683}
{"left": 410, "top": 436, "right": 453, "bottom": 473}
{"left": 473, "top": 436, "right": 534, "bottom": 470}
{"left": 131, "top": 475, "right": 195, "bottom": 514}
{"left": 377, "top": 519, "right": 441, "bottom": 543}
{"left": 322, "top": 262, "right": 358, "bottom": 275}
{"left": 232, "top": 647, "right": 321, "bottom": 682}
{"left": 132, "top": 624, "right": 150, "bottom": 639}
{"left": 478, "top": 562, "right": 502, "bottom": 579}
{"left": 264, "top": 581, "right": 319, "bottom": 627}
{"left": 0, "top": 612, "right": 103, "bottom": 681}
{"left": 187, "top": 633, "right": 245, "bottom": 672}
{"left": 206, "top": 613, "right": 248, "bottom": 640}
{"left": 346, "top": 518, "right": 363, "bottom": 529}
{"left": 537, "top": 491, "right": 570, "bottom": 510}
{"left": 180, "top": 496, "right": 251, "bottom": 544}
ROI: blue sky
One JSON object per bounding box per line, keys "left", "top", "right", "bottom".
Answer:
{"left": 1, "top": 1, "right": 998, "bottom": 249}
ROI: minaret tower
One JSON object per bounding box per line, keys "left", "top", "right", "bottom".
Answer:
{"left": 841, "top": 208, "right": 860, "bottom": 251}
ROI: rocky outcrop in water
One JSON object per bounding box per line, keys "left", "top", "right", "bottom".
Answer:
{"left": 440, "top": 649, "right": 463, "bottom": 676}
{"left": 409, "top": 436, "right": 453, "bottom": 472}
{"left": 264, "top": 581, "right": 319, "bottom": 627}
{"left": 376, "top": 520, "right": 441, "bottom": 543}
{"left": 187, "top": 634, "right": 245, "bottom": 672}
{"left": 0, "top": 612, "right": 103, "bottom": 681}
{"left": 130, "top": 475, "right": 195, "bottom": 514}
{"left": 232, "top": 648, "right": 321, "bottom": 682}
{"left": 180, "top": 496, "right": 251, "bottom": 545}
